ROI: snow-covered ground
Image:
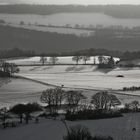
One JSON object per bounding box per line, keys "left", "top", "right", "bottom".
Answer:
{"left": 0, "top": 78, "right": 53, "bottom": 108}
{"left": 0, "top": 113, "right": 140, "bottom": 140}
{"left": 1, "top": 56, "right": 140, "bottom": 107}
{"left": 7, "top": 56, "right": 120, "bottom": 65}
{"left": 17, "top": 65, "right": 140, "bottom": 91}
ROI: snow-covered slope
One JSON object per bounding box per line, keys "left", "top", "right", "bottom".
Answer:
{"left": 7, "top": 56, "right": 120, "bottom": 65}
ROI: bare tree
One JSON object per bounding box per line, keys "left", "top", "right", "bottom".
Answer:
{"left": 1, "top": 62, "right": 19, "bottom": 76}
{"left": 0, "top": 107, "right": 9, "bottom": 128}
{"left": 98, "top": 55, "right": 108, "bottom": 64}
{"left": 72, "top": 55, "right": 82, "bottom": 65}
{"left": 82, "top": 56, "right": 91, "bottom": 64}
{"left": 91, "top": 91, "right": 121, "bottom": 110}
{"left": 49, "top": 56, "right": 59, "bottom": 65}
{"left": 40, "top": 56, "right": 47, "bottom": 66}
{"left": 40, "top": 88, "right": 54, "bottom": 115}
{"left": 40, "top": 87, "right": 64, "bottom": 115}
{"left": 65, "top": 90, "right": 86, "bottom": 113}
{"left": 9, "top": 63, "right": 20, "bottom": 76}
{"left": 107, "top": 56, "right": 115, "bottom": 68}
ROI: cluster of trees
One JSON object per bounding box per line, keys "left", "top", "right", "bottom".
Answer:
{"left": 72, "top": 55, "right": 91, "bottom": 65}
{"left": 40, "top": 87, "right": 64, "bottom": 115}
{"left": 40, "top": 56, "right": 59, "bottom": 65}
{"left": 72, "top": 54, "right": 116, "bottom": 68}
{"left": 1, "top": 24, "right": 140, "bottom": 56}
{"left": 0, "top": 103, "right": 42, "bottom": 128}
{"left": 121, "top": 100, "right": 140, "bottom": 113}
{"left": 40, "top": 88, "right": 122, "bottom": 120}
{"left": 0, "top": 60, "right": 19, "bottom": 77}
{"left": 123, "top": 86, "right": 140, "bottom": 92}
{"left": 97, "top": 56, "right": 116, "bottom": 69}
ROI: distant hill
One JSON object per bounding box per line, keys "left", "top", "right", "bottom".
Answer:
{"left": 0, "top": 5, "right": 140, "bottom": 19}
{"left": 0, "top": 25, "right": 140, "bottom": 53}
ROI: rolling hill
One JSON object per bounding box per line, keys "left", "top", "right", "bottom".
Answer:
{"left": 0, "top": 25, "right": 140, "bottom": 53}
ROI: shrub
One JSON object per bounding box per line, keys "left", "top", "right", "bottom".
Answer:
{"left": 65, "top": 109, "right": 123, "bottom": 121}
{"left": 63, "top": 125, "right": 93, "bottom": 140}
{"left": 93, "top": 136, "right": 113, "bottom": 140}
{"left": 63, "top": 125, "right": 113, "bottom": 140}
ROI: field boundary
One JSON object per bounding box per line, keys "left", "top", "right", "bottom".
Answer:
{"left": 14, "top": 75, "right": 140, "bottom": 98}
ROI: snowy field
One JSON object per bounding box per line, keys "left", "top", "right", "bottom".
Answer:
{"left": 0, "top": 113, "right": 140, "bottom": 140}
{"left": 1, "top": 56, "right": 140, "bottom": 107}
{"left": 17, "top": 65, "right": 140, "bottom": 91}
{"left": 0, "top": 78, "right": 53, "bottom": 108}
{"left": 0, "top": 77, "right": 140, "bottom": 108}
{"left": 7, "top": 56, "right": 119, "bottom": 65}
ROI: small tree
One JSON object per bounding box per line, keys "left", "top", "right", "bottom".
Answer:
{"left": 49, "top": 56, "right": 59, "bottom": 65}
{"left": 24, "top": 103, "right": 42, "bottom": 124}
{"left": 1, "top": 62, "right": 19, "bottom": 76}
{"left": 10, "top": 103, "right": 42, "bottom": 124}
{"left": 72, "top": 55, "right": 82, "bottom": 65}
{"left": 10, "top": 104, "right": 26, "bottom": 124}
{"left": 0, "top": 107, "right": 9, "bottom": 128}
{"left": 82, "top": 56, "right": 91, "bottom": 64}
{"left": 63, "top": 125, "right": 93, "bottom": 140}
{"left": 107, "top": 56, "right": 115, "bottom": 68}
{"left": 130, "top": 100, "right": 139, "bottom": 112}
{"left": 9, "top": 63, "right": 20, "bottom": 76}
{"left": 40, "top": 56, "right": 47, "bottom": 66}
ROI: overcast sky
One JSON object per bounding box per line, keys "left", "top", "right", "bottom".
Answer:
{"left": 1, "top": 0, "right": 140, "bottom": 5}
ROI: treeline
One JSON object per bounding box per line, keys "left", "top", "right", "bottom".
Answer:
{"left": 0, "top": 48, "right": 35, "bottom": 59}
{"left": 1, "top": 5, "right": 140, "bottom": 19}
{"left": 1, "top": 25, "right": 140, "bottom": 54}
{"left": 75, "top": 49, "right": 140, "bottom": 61}
{"left": 123, "top": 86, "right": 140, "bottom": 92}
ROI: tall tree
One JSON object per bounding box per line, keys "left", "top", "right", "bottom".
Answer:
{"left": 49, "top": 56, "right": 58, "bottom": 65}
{"left": 0, "top": 107, "right": 9, "bottom": 128}
{"left": 40, "top": 87, "right": 64, "bottom": 115}
{"left": 107, "top": 56, "right": 115, "bottom": 68}
{"left": 82, "top": 56, "right": 91, "bottom": 64}
{"left": 65, "top": 90, "right": 86, "bottom": 113}
{"left": 72, "top": 55, "right": 82, "bottom": 65}
{"left": 40, "top": 56, "right": 47, "bottom": 66}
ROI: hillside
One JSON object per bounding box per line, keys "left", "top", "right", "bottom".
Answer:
{"left": 0, "top": 25, "right": 140, "bottom": 53}
{"left": 1, "top": 5, "right": 140, "bottom": 19}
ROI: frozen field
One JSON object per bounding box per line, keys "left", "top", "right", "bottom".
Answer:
{"left": 1, "top": 56, "right": 140, "bottom": 107}
{"left": 0, "top": 78, "right": 53, "bottom": 108}
{"left": 0, "top": 113, "right": 140, "bottom": 140}
{"left": 18, "top": 65, "right": 140, "bottom": 91}
{"left": 0, "top": 77, "right": 140, "bottom": 108}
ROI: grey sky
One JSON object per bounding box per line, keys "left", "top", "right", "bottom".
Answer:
{"left": 1, "top": 0, "right": 140, "bottom": 5}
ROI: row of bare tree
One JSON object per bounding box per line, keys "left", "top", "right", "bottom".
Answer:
{"left": 0, "top": 60, "right": 19, "bottom": 76}
{"left": 40, "top": 55, "right": 115, "bottom": 66}
{"left": 40, "top": 87, "right": 121, "bottom": 115}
